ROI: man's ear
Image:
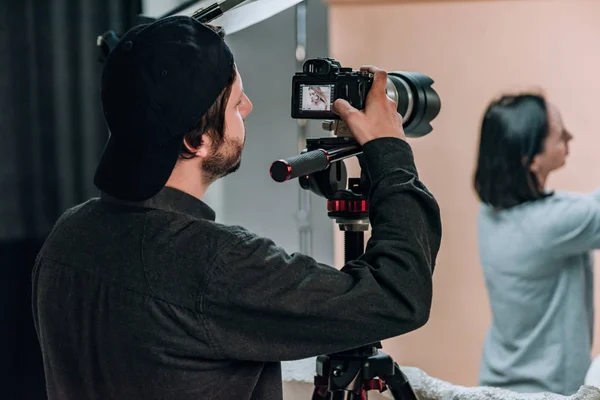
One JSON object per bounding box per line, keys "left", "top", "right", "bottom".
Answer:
{"left": 182, "top": 134, "right": 212, "bottom": 159}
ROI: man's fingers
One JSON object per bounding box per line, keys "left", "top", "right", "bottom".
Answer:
{"left": 360, "top": 65, "right": 384, "bottom": 74}
{"left": 371, "top": 71, "right": 389, "bottom": 98}
{"left": 360, "top": 65, "right": 388, "bottom": 100}
{"left": 333, "top": 98, "right": 360, "bottom": 122}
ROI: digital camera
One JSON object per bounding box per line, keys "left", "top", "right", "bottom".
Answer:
{"left": 291, "top": 57, "right": 441, "bottom": 137}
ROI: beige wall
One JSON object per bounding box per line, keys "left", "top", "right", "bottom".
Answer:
{"left": 328, "top": 0, "right": 600, "bottom": 386}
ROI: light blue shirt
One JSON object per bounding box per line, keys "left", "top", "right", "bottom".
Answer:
{"left": 478, "top": 190, "right": 600, "bottom": 395}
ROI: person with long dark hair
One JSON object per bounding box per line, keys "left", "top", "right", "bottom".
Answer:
{"left": 473, "top": 93, "right": 600, "bottom": 395}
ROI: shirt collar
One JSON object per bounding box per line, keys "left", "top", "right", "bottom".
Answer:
{"left": 100, "top": 187, "right": 216, "bottom": 221}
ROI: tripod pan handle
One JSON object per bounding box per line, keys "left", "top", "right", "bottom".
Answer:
{"left": 270, "top": 149, "right": 330, "bottom": 182}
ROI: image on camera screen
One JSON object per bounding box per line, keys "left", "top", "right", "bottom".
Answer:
{"left": 300, "top": 84, "right": 334, "bottom": 111}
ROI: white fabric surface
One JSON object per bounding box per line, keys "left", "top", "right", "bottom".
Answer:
{"left": 401, "top": 367, "right": 600, "bottom": 400}
{"left": 282, "top": 357, "right": 317, "bottom": 383}
{"left": 585, "top": 356, "right": 600, "bottom": 390}
{"left": 281, "top": 359, "right": 600, "bottom": 400}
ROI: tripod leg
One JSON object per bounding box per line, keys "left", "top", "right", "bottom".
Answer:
{"left": 311, "top": 389, "right": 323, "bottom": 400}
{"left": 384, "top": 364, "right": 418, "bottom": 400}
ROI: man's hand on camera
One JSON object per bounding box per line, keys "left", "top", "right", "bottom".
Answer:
{"left": 333, "top": 66, "right": 406, "bottom": 146}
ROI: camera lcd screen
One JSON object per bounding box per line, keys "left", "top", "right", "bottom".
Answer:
{"left": 300, "top": 84, "right": 334, "bottom": 112}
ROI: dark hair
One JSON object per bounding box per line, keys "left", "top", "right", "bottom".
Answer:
{"left": 180, "top": 25, "right": 236, "bottom": 159}
{"left": 473, "top": 93, "right": 553, "bottom": 209}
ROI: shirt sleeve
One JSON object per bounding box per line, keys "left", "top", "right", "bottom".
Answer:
{"left": 200, "top": 138, "right": 442, "bottom": 362}
{"left": 543, "top": 193, "right": 600, "bottom": 255}
{"left": 590, "top": 188, "right": 600, "bottom": 203}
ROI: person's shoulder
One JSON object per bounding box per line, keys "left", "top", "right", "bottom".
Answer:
{"left": 64, "top": 197, "right": 99, "bottom": 214}
{"left": 37, "top": 198, "right": 101, "bottom": 257}
{"left": 207, "top": 222, "right": 268, "bottom": 250}
{"left": 549, "top": 190, "right": 591, "bottom": 202}
{"left": 538, "top": 190, "right": 596, "bottom": 212}
{"left": 477, "top": 191, "right": 595, "bottom": 223}
{"left": 144, "top": 214, "right": 262, "bottom": 254}
{"left": 502, "top": 191, "right": 592, "bottom": 212}
{"left": 151, "top": 219, "right": 289, "bottom": 273}
{"left": 52, "top": 197, "right": 100, "bottom": 228}
{"left": 204, "top": 222, "right": 286, "bottom": 261}
{"left": 532, "top": 191, "right": 600, "bottom": 234}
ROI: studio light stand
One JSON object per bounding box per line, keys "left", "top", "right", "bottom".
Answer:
{"left": 96, "top": 0, "right": 246, "bottom": 62}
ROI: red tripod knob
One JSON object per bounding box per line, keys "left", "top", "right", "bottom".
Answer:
{"left": 327, "top": 199, "right": 368, "bottom": 213}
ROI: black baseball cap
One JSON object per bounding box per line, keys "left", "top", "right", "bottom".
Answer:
{"left": 94, "top": 16, "right": 235, "bottom": 201}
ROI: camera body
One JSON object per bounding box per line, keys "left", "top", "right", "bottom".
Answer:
{"left": 290, "top": 57, "right": 441, "bottom": 138}
{"left": 291, "top": 58, "right": 373, "bottom": 120}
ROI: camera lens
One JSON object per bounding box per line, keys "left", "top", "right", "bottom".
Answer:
{"left": 385, "top": 72, "right": 441, "bottom": 138}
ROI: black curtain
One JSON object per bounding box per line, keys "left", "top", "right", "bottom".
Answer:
{"left": 0, "top": 0, "right": 142, "bottom": 398}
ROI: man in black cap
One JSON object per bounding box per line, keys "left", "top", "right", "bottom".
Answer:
{"left": 32, "top": 15, "right": 442, "bottom": 400}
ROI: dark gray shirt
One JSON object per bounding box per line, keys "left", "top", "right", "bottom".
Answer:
{"left": 32, "top": 137, "right": 442, "bottom": 400}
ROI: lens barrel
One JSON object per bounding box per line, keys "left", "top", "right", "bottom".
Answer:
{"left": 385, "top": 72, "right": 441, "bottom": 138}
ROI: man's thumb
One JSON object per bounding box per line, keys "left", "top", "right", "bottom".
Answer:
{"left": 333, "top": 99, "right": 358, "bottom": 119}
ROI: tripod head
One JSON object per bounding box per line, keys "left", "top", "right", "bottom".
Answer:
{"left": 270, "top": 121, "right": 370, "bottom": 231}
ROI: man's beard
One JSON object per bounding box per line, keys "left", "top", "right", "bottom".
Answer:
{"left": 202, "top": 135, "right": 245, "bottom": 183}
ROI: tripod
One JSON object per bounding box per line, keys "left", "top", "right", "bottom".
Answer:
{"left": 271, "top": 128, "right": 418, "bottom": 400}
{"left": 308, "top": 171, "right": 417, "bottom": 400}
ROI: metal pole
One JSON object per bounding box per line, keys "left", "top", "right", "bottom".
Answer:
{"left": 295, "top": 1, "right": 312, "bottom": 256}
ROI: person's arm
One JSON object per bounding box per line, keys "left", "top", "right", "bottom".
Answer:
{"left": 543, "top": 194, "right": 600, "bottom": 255}
{"left": 201, "top": 136, "right": 441, "bottom": 362}
{"left": 590, "top": 188, "right": 600, "bottom": 203}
